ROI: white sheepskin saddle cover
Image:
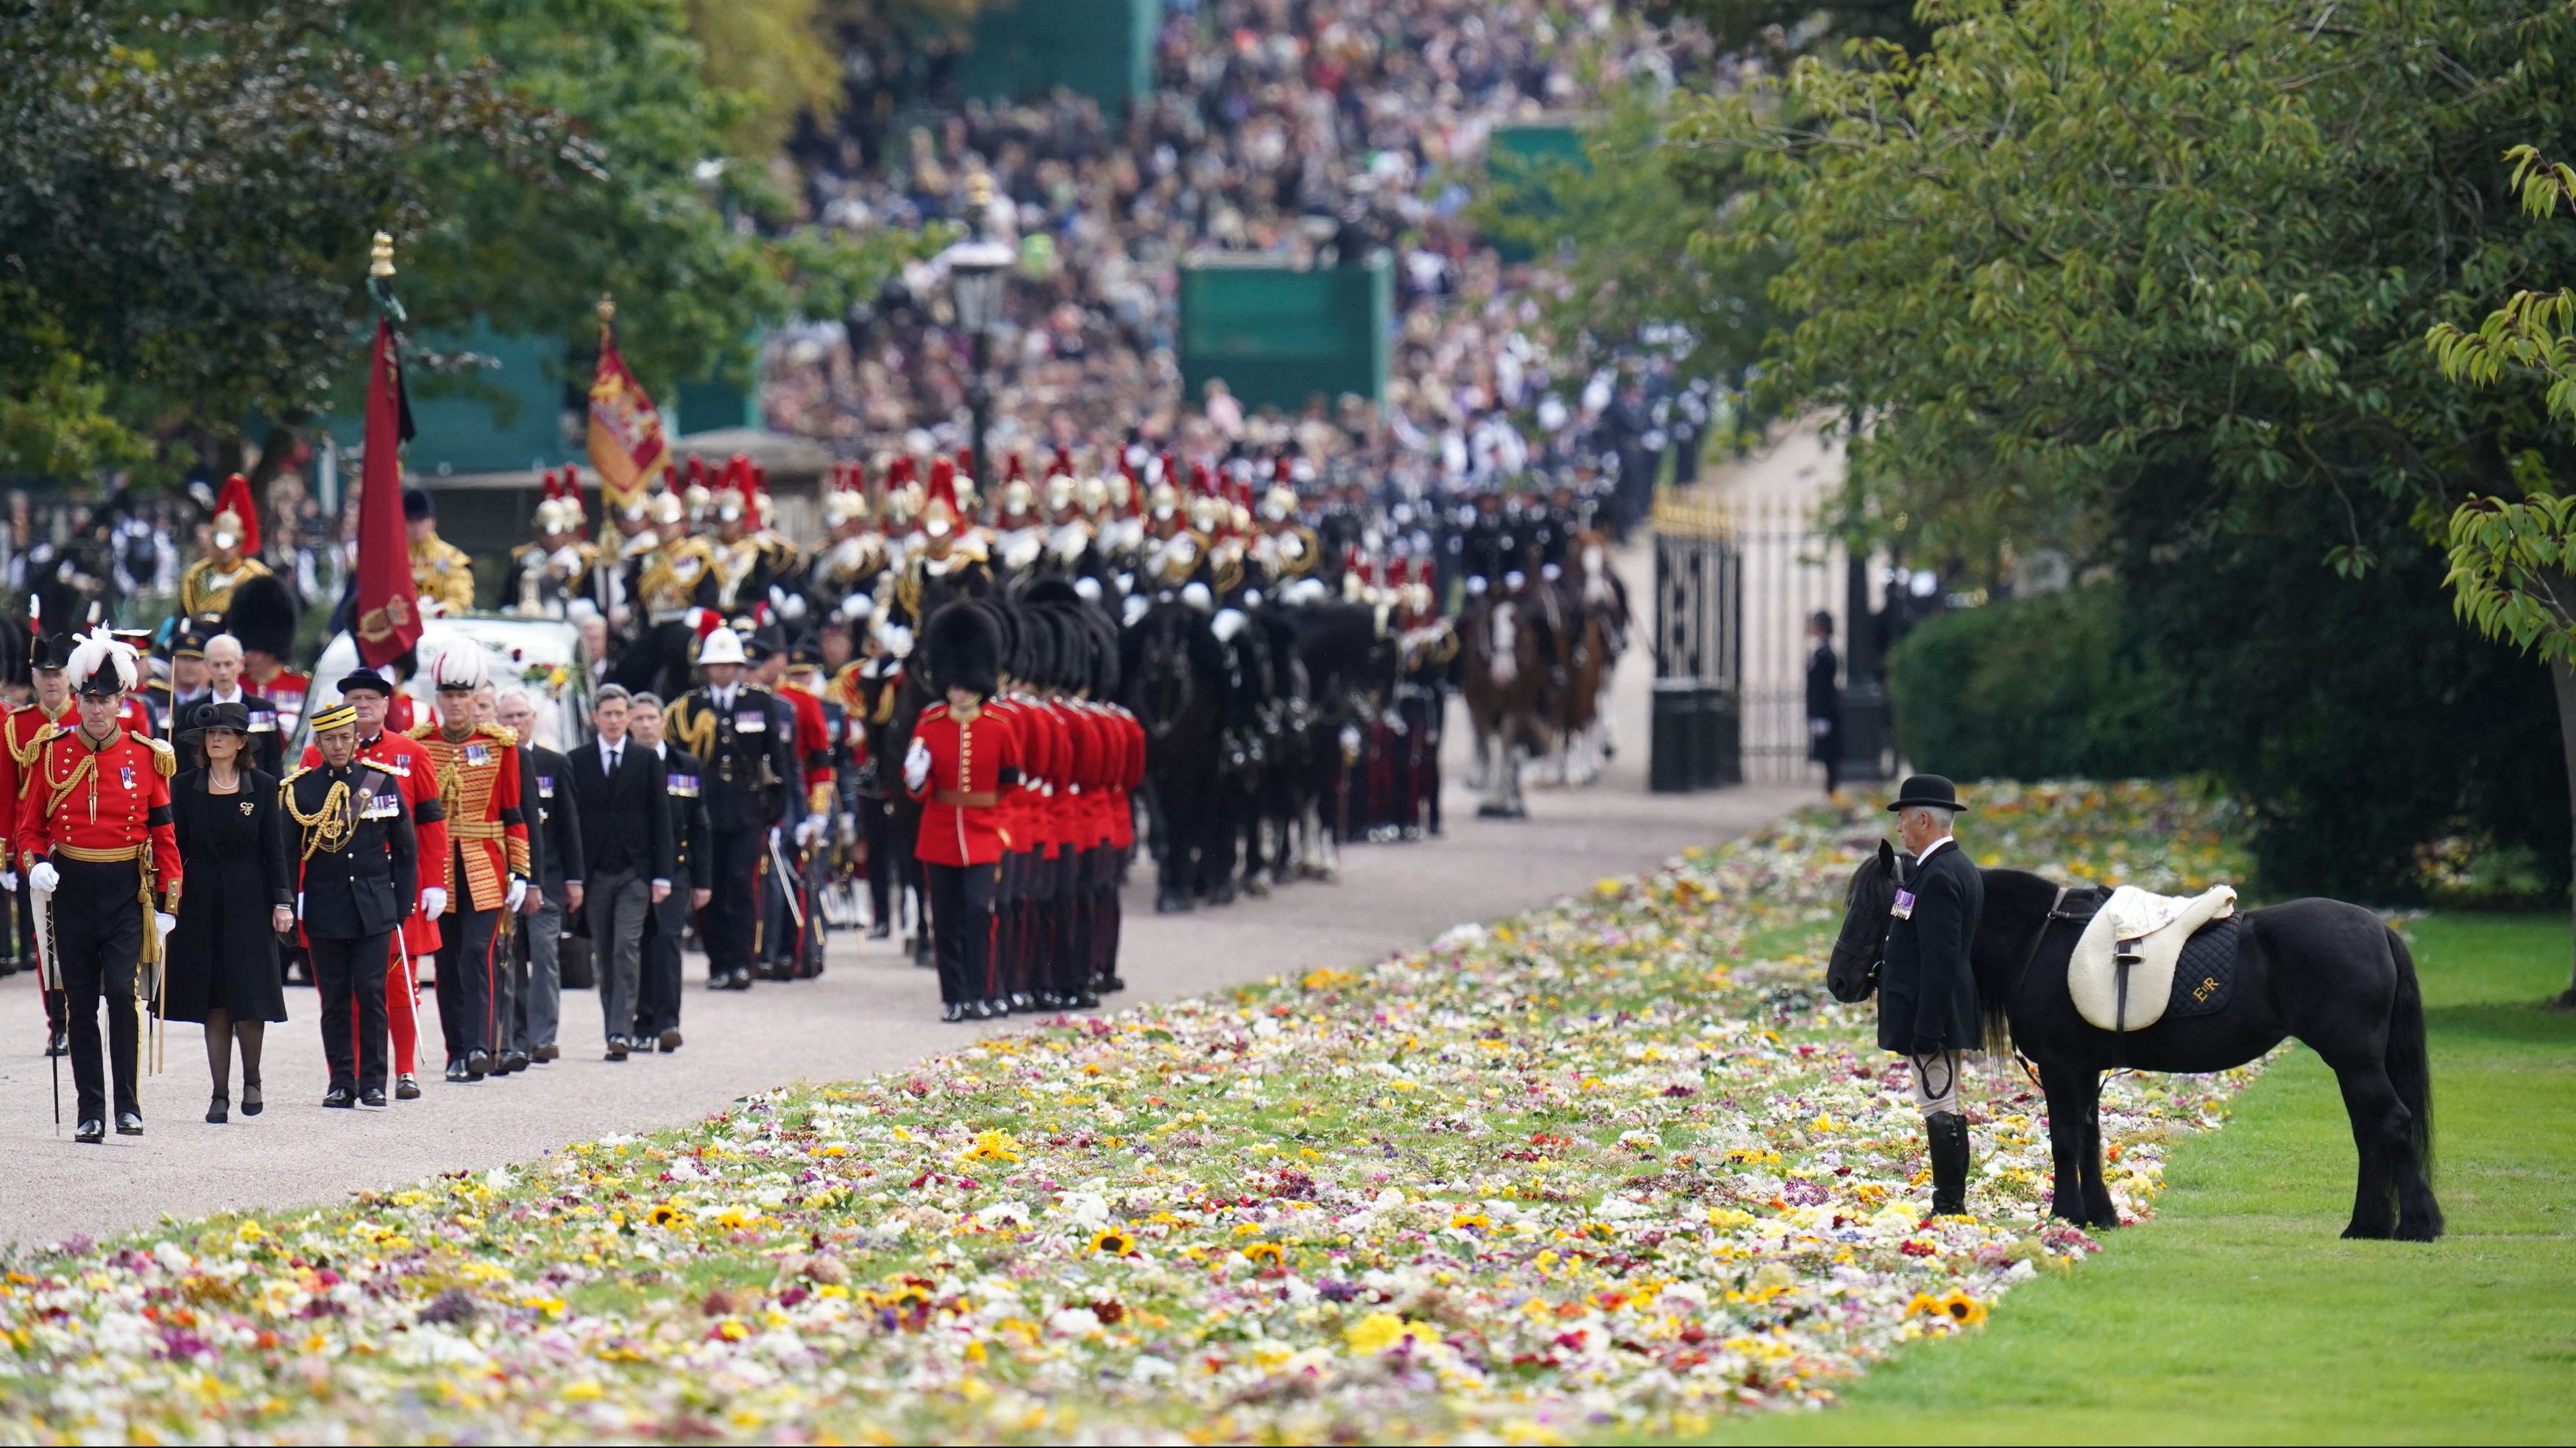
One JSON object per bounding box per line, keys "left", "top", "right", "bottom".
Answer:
{"left": 2068, "top": 884, "right": 2238, "bottom": 1032}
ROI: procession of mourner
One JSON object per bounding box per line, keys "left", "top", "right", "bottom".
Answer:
{"left": 12, "top": 0, "right": 2574, "bottom": 1437}
{"left": 1, "top": 428, "right": 1639, "bottom": 1132}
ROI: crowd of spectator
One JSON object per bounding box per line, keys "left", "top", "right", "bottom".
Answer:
{"left": 762, "top": 0, "right": 1717, "bottom": 525}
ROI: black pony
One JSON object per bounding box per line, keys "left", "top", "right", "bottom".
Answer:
{"left": 1827, "top": 842, "right": 2442, "bottom": 1241}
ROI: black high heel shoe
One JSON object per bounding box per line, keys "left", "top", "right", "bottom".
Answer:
{"left": 206, "top": 1093, "right": 229, "bottom": 1124}
{"left": 238, "top": 1079, "right": 263, "bottom": 1118}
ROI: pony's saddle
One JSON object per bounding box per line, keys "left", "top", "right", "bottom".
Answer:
{"left": 2066, "top": 884, "right": 2240, "bottom": 1032}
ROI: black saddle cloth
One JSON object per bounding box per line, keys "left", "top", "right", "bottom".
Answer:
{"left": 2165, "top": 913, "right": 2240, "bottom": 1020}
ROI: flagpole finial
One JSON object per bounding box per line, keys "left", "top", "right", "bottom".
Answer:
{"left": 598, "top": 293, "right": 617, "bottom": 327}
{"left": 370, "top": 232, "right": 396, "bottom": 279}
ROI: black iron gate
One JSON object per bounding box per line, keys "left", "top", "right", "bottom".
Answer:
{"left": 1652, "top": 491, "right": 1878, "bottom": 791}
{"left": 1649, "top": 495, "right": 1741, "bottom": 792}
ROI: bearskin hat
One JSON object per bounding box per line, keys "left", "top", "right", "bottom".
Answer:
{"left": 221, "top": 572, "right": 300, "bottom": 661}
{"left": 923, "top": 600, "right": 1001, "bottom": 700}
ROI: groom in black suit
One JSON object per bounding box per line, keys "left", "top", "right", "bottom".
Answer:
{"left": 1881, "top": 774, "right": 1986, "bottom": 1217}
{"left": 566, "top": 685, "right": 673, "bottom": 1060}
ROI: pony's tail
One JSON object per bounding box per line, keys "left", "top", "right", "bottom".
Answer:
{"left": 2385, "top": 925, "right": 2438, "bottom": 1196}
{"left": 1978, "top": 997, "right": 2014, "bottom": 1062}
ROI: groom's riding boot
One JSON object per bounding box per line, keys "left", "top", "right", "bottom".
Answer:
{"left": 1927, "top": 1111, "right": 1971, "bottom": 1217}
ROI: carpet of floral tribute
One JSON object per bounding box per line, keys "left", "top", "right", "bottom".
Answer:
{"left": 1, "top": 782, "right": 2260, "bottom": 1443}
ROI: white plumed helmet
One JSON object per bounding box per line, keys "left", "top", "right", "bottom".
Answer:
{"left": 696, "top": 627, "right": 749, "bottom": 667}
{"left": 66, "top": 626, "right": 140, "bottom": 697}
{"left": 430, "top": 644, "right": 486, "bottom": 692}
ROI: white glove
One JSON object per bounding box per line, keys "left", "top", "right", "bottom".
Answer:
{"left": 27, "top": 861, "right": 57, "bottom": 894}
{"left": 0, "top": 869, "right": 16, "bottom": 892}
{"left": 796, "top": 814, "right": 826, "bottom": 848}
{"left": 420, "top": 887, "right": 447, "bottom": 918}
{"left": 506, "top": 877, "right": 528, "bottom": 912}
{"left": 155, "top": 912, "right": 177, "bottom": 940}
{"left": 902, "top": 738, "right": 931, "bottom": 792}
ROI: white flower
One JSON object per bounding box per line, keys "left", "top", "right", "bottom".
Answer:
{"left": 1129, "top": 1355, "right": 1177, "bottom": 1384}
{"left": 1047, "top": 1307, "right": 1103, "bottom": 1338}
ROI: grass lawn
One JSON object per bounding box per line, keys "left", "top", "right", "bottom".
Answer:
{"left": 1711, "top": 912, "right": 2576, "bottom": 1445}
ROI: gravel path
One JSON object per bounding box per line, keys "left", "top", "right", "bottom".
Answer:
{"left": 0, "top": 543, "right": 1809, "bottom": 1248}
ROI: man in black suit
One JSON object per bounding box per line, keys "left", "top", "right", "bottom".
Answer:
{"left": 498, "top": 689, "right": 585, "bottom": 1065}
{"left": 1880, "top": 773, "right": 1986, "bottom": 1217}
{"left": 565, "top": 684, "right": 672, "bottom": 1060}
{"left": 625, "top": 692, "right": 709, "bottom": 1052}
{"left": 199, "top": 632, "right": 286, "bottom": 776}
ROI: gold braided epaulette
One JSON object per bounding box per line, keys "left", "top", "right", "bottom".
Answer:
{"left": 130, "top": 732, "right": 176, "bottom": 777}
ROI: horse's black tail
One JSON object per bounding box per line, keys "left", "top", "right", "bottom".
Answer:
{"left": 2385, "top": 925, "right": 2437, "bottom": 1188}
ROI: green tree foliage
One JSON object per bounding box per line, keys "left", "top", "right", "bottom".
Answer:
{"left": 2427, "top": 143, "right": 2576, "bottom": 998}
{"left": 1, "top": 0, "right": 931, "bottom": 486}
{"left": 1674, "top": 0, "right": 2576, "bottom": 567}
{"left": 0, "top": 1, "right": 566, "bottom": 480}
{"left": 1474, "top": 87, "right": 1788, "bottom": 441}
{"left": 1886, "top": 583, "right": 2191, "bottom": 786}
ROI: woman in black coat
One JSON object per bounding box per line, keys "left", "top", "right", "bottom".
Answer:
{"left": 163, "top": 700, "right": 294, "bottom": 1123}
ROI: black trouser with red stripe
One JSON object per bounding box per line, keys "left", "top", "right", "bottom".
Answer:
{"left": 434, "top": 903, "right": 502, "bottom": 1065}
{"left": 314, "top": 930, "right": 392, "bottom": 1093}
{"left": 924, "top": 861, "right": 997, "bottom": 1007}
{"left": 54, "top": 857, "right": 143, "bottom": 1122}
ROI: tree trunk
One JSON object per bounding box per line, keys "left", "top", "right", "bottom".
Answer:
{"left": 2553, "top": 657, "right": 2576, "bottom": 1007}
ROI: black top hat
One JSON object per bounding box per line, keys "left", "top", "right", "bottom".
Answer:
{"left": 1887, "top": 773, "right": 1967, "bottom": 813}
{"left": 334, "top": 670, "right": 394, "bottom": 699}
{"left": 180, "top": 699, "right": 251, "bottom": 744}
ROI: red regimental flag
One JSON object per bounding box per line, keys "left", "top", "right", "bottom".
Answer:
{"left": 354, "top": 319, "right": 422, "bottom": 666}
{"left": 588, "top": 330, "right": 669, "bottom": 516}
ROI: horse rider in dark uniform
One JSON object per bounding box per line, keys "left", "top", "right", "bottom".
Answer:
{"left": 283, "top": 700, "right": 418, "bottom": 1107}
{"left": 1880, "top": 773, "right": 1986, "bottom": 1217}
{"left": 18, "top": 628, "right": 182, "bottom": 1143}
{"left": 662, "top": 626, "right": 799, "bottom": 990}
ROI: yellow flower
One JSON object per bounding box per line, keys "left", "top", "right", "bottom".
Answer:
{"left": 563, "top": 1380, "right": 606, "bottom": 1402}
{"left": 1242, "top": 1242, "right": 1287, "bottom": 1268}
{"left": 1090, "top": 1228, "right": 1136, "bottom": 1257}
{"left": 645, "top": 1203, "right": 684, "bottom": 1229}
{"left": 1450, "top": 1212, "right": 1491, "bottom": 1232}
{"left": 1344, "top": 1312, "right": 1440, "bottom": 1355}
{"left": 712, "top": 1318, "right": 750, "bottom": 1342}
{"left": 1936, "top": 1290, "right": 1988, "bottom": 1327}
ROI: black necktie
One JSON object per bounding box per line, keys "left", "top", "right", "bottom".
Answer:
{"left": 606, "top": 746, "right": 620, "bottom": 775}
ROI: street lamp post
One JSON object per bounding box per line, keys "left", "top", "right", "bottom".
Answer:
{"left": 940, "top": 173, "right": 1016, "bottom": 491}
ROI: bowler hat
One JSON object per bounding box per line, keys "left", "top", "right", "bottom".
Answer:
{"left": 180, "top": 699, "right": 250, "bottom": 745}
{"left": 1887, "top": 773, "right": 1967, "bottom": 813}
{"left": 334, "top": 670, "right": 394, "bottom": 699}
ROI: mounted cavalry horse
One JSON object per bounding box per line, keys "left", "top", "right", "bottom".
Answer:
{"left": 1825, "top": 789, "right": 2442, "bottom": 1242}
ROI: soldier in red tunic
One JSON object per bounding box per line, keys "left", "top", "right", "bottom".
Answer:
{"left": 4, "top": 634, "right": 80, "bottom": 1056}
{"left": 15, "top": 629, "right": 181, "bottom": 1142}
{"left": 304, "top": 672, "right": 449, "bottom": 1100}
{"left": 409, "top": 647, "right": 530, "bottom": 1081}
{"left": 905, "top": 603, "right": 1022, "bottom": 1023}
